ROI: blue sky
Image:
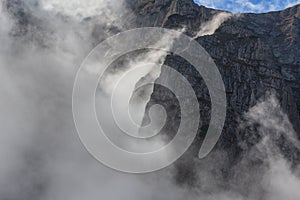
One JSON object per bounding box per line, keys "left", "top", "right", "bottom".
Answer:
{"left": 194, "top": 0, "right": 300, "bottom": 13}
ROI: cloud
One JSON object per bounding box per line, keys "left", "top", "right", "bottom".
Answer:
{"left": 1, "top": 0, "right": 300, "bottom": 200}
{"left": 40, "top": 0, "right": 123, "bottom": 18}
{"left": 286, "top": 0, "right": 300, "bottom": 8}
{"left": 194, "top": 11, "right": 232, "bottom": 38}
{"left": 236, "top": 93, "right": 300, "bottom": 200}
{"left": 194, "top": 0, "right": 300, "bottom": 13}
{"left": 0, "top": 1, "right": 188, "bottom": 199}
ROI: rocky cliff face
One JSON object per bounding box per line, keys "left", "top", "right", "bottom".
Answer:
{"left": 2, "top": 0, "right": 300, "bottom": 198}
{"left": 132, "top": 0, "right": 300, "bottom": 185}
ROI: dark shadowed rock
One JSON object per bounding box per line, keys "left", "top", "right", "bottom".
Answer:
{"left": 133, "top": 0, "right": 300, "bottom": 186}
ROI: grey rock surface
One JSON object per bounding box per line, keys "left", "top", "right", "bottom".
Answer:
{"left": 132, "top": 0, "right": 300, "bottom": 185}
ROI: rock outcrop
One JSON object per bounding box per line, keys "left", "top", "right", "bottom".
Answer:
{"left": 132, "top": 0, "right": 300, "bottom": 185}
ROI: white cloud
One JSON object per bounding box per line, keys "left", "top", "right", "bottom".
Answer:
{"left": 286, "top": 0, "right": 300, "bottom": 8}
{"left": 194, "top": 12, "right": 233, "bottom": 38}
{"left": 194, "top": 0, "right": 300, "bottom": 13}
{"left": 1, "top": 0, "right": 300, "bottom": 199}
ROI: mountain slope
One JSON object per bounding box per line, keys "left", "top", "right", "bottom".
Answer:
{"left": 135, "top": 0, "right": 300, "bottom": 185}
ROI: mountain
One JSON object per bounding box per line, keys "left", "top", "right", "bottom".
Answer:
{"left": 1, "top": 0, "right": 300, "bottom": 198}
{"left": 131, "top": 0, "right": 300, "bottom": 185}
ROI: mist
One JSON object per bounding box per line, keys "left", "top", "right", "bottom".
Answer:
{"left": 0, "top": 0, "right": 299, "bottom": 200}
{"left": 0, "top": 1, "right": 186, "bottom": 199}
{"left": 194, "top": 12, "right": 233, "bottom": 38}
